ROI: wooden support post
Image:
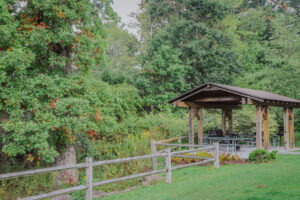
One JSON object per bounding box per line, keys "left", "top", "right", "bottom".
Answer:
{"left": 213, "top": 142, "right": 219, "bottom": 168}
{"left": 85, "top": 157, "right": 93, "bottom": 200}
{"left": 222, "top": 109, "right": 227, "bottom": 136}
{"left": 165, "top": 148, "right": 171, "bottom": 184}
{"left": 289, "top": 109, "right": 295, "bottom": 149}
{"left": 151, "top": 140, "right": 157, "bottom": 169}
{"left": 189, "top": 108, "right": 196, "bottom": 149}
{"left": 284, "top": 108, "right": 289, "bottom": 150}
{"left": 256, "top": 106, "right": 262, "bottom": 149}
{"left": 263, "top": 107, "right": 270, "bottom": 151}
{"left": 195, "top": 108, "right": 203, "bottom": 145}
{"left": 227, "top": 109, "right": 233, "bottom": 135}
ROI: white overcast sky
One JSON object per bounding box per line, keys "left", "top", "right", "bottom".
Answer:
{"left": 112, "top": 0, "right": 141, "bottom": 35}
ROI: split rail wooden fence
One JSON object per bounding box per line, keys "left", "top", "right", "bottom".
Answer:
{"left": 0, "top": 142, "right": 219, "bottom": 200}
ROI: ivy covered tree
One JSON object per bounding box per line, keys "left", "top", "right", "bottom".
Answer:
{"left": 0, "top": 0, "right": 135, "bottom": 165}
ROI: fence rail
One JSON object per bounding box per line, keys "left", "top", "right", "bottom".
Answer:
{"left": 0, "top": 163, "right": 87, "bottom": 180}
{"left": 0, "top": 142, "right": 219, "bottom": 200}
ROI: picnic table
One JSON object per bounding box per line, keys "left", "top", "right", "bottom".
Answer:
{"left": 207, "top": 136, "right": 254, "bottom": 151}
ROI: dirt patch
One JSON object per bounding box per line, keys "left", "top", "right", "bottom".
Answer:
{"left": 142, "top": 175, "right": 163, "bottom": 186}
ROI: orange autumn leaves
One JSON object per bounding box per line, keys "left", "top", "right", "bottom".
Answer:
{"left": 49, "top": 99, "right": 56, "bottom": 109}
{"left": 48, "top": 98, "right": 103, "bottom": 139}
{"left": 88, "top": 108, "right": 103, "bottom": 140}
{"left": 48, "top": 98, "right": 103, "bottom": 122}
{"left": 18, "top": 14, "right": 49, "bottom": 34}
{"left": 94, "top": 108, "right": 103, "bottom": 121}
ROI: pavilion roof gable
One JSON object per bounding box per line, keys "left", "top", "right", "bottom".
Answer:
{"left": 168, "top": 82, "right": 300, "bottom": 108}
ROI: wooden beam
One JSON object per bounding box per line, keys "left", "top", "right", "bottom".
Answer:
{"left": 284, "top": 108, "right": 289, "bottom": 150}
{"left": 195, "top": 108, "right": 203, "bottom": 145}
{"left": 194, "top": 97, "right": 241, "bottom": 103}
{"left": 242, "top": 97, "right": 254, "bottom": 105}
{"left": 158, "top": 137, "right": 179, "bottom": 143}
{"left": 256, "top": 106, "right": 262, "bottom": 149}
{"left": 222, "top": 109, "right": 227, "bottom": 136}
{"left": 174, "top": 101, "right": 242, "bottom": 110}
{"left": 254, "top": 100, "right": 300, "bottom": 108}
{"left": 263, "top": 106, "right": 270, "bottom": 151}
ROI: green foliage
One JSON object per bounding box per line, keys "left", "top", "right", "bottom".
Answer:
{"left": 101, "top": 23, "right": 140, "bottom": 85}
{"left": 1, "top": 0, "right": 300, "bottom": 198}
{"left": 137, "top": 0, "right": 241, "bottom": 106}
{"left": 294, "top": 132, "right": 300, "bottom": 147}
{"left": 0, "top": 173, "right": 55, "bottom": 200}
{"left": 233, "top": 9, "right": 300, "bottom": 131}
{"left": 249, "top": 149, "right": 278, "bottom": 162}
{"left": 233, "top": 107, "right": 278, "bottom": 134}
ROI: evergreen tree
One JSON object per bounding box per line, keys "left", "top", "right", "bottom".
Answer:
{"left": 0, "top": 0, "right": 118, "bottom": 164}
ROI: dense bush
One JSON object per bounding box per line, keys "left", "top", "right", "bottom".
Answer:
{"left": 249, "top": 149, "right": 278, "bottom": 163}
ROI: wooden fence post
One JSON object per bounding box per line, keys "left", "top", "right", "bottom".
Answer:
{"left": 165, "top": 148, "right": 171, "bottom": 184}
{"left": 213, "top": 142, "right": 219, "bottom": 169}
{"left": 151, "top": 140, "right": 157, "bottom": 169}
{"left": 178, "top": 136, "right": 182, "bottom": 150}
{"left": 86, "top": 157, "right": 93, "bottom": 200}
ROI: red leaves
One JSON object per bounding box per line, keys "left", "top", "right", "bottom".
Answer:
{"left": 94, "top": 108, "right": 103, "bottom": 121}
{"left": 87, "top": 129, "right": 97, "bottom": 137}
{"left": 33, "top": 110, "right": 37, "bottom": 114}
{"left": 52, "top": 127, "right": 56, "bottom": 131}
{"left": 49, "top": 99, "right": 56, "bottom": 109}
{"left": 27, "top": 153, "right": 34, "bottom": 162}
{"left": 36, "top": 22, "right": 49, "bottom": 29}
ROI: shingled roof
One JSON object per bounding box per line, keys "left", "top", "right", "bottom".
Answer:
{"left": 168, "top": 82, "right": 300, "bottom": 108}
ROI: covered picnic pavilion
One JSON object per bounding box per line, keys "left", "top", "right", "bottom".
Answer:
{"left": 168, "top": 82, "right": 300, "bottom": 151}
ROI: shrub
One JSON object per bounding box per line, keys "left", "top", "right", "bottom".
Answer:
{"left": 249, "top": 149, "right": 278, "bottom": 163}
{"left": 171, "top": 151, "right": 245, "bottom": 165}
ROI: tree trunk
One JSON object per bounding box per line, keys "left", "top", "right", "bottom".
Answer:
{"left": 54, "top": 145, "right": 79, "bottom": 187}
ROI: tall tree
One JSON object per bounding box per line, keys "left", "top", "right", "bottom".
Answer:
{"left": 101, "top": 23, "right": 140, "bottom": 84}
{"left": 0, "top": 0, "right": 115, "bottom": 165}
{"left": 137, "top": 0, "right": 241, "bottom": 106}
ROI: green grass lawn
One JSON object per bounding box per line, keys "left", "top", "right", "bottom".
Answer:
{"left": 99, "top": 155, "right": 300, "bottom": 200}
